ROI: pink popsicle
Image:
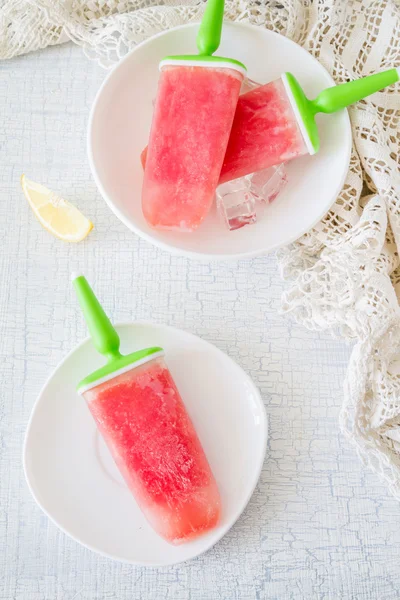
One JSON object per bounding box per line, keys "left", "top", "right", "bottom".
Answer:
{"left": 142, "top": 65, "right": 243, "bottom": 231}
{"left": 83, "top": 357, "right": 221, "bottom": 544}
{"left": 219, "top": 78, "right": 308, "bottom": 183}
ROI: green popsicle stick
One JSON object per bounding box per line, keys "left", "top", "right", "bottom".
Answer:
{"left": 73, "top": 274, "right": 122, "bottom": 361}
{"left": 312, "top": 68, "right": 400, "bottom": 113}
{"left": 284, "top": 67, "right": 399, "bottom": 154}
{"left": 72, "top": 274, "right": 163, "bottom": 393}
{"left": 162, "top": 0, "right": 246, "bottom": 72}
{"left": 196, "top": 0, "right": 225, "bottom": 56}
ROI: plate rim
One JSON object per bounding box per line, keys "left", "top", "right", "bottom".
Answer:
{"left": 87, "top": 22, "right": 352, "bottom": 261}
{"left": 23, "top": 321, "right": 268, "bottom": 566}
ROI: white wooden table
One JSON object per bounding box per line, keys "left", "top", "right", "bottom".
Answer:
{"left": 1, "top": 43, "right": 400, "bottom": 600}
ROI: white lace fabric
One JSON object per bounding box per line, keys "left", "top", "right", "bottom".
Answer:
{"left": 2, "top": 0, "right": 400, "bottom": 498}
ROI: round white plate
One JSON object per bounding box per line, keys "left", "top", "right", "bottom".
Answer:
{"left": 24, "top": 323, "right": 267, "bottom": 566}
{"left": 88, "top": 23, "right": 351, "bottom": 260}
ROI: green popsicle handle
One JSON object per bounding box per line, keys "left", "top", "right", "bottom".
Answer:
{"left": 311, "top": 67, "right": 400, "bottom": 114}
{"left": 72, "top": 274, "right": 121, "bottom": 361}
{"left": 163, "top": 0, "right": 246, "bottom": 71}
{"left": 196, "top": 0, "right": 225, "bottom": 56}
{"left": 284, "top": 67, "right": 400, "bottom": 154}
{"left": 72, "top": 274, "right": 164, "bottom": 393}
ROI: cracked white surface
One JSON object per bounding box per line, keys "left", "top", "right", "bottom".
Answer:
{"left": 1, "top": 43, "right": 400, "bottom": 600}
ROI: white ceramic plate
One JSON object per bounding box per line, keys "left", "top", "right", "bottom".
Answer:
{"left": 88, "top": 23, "right": 351, "bottom": 260}
{"left": 24, "top": 323, "right": 267, "bottom": 566}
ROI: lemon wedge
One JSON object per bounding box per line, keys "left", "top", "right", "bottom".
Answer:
{"left": 21, "top": 175, "right": 93, "bottom": 242}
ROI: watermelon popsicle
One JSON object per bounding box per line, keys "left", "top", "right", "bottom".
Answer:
{"left": 73, "top": 275, "right": 221, "bottom": 544}
{"left": 220, "top": 67, "right": 400, "bottom": 182}
{"left": 219, "top": 77, "right": 308, "bottom": 183}
{"left": 141, "top": 0, "right": 246, "bottom": 231}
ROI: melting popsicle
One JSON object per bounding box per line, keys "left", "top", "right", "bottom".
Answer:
{"left": 219, "top": 68, "right": 400, "bottom": 182}
{"left": 219, "top": 77, "right": 308, "bottom": 183}
{"left": 142, "top": 0, "right": 246, "bottom": 231}
{"left": 73, "top": 275, "right": 221, "bottom": 544}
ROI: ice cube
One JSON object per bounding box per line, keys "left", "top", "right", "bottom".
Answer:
{"left": 216, "top": 179, "right": 257, "bottom": 231}
{"left": 247, "top": 164, "right": 287, "bottom": 204}
{"left": 217, "top": 165, "right": 288, "bottom": 231}
{"left": 240, "top": 77, "right": 261, "bottom": 95}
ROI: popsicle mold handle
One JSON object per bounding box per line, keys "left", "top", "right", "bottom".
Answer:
{"left": 196, "top": 0, "right": 225, "bottom": 56}
{"left": 72, "top": 275, "right": 122, "bottom": 361}
{"left": 312, "top": 67, "right": 400, "bottom": 114}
